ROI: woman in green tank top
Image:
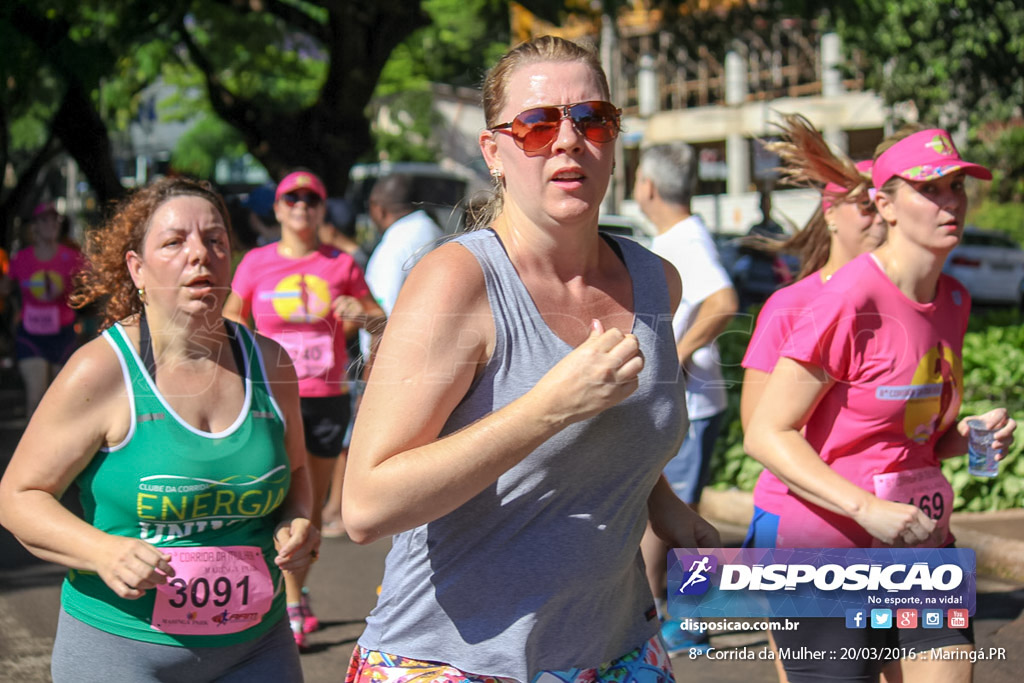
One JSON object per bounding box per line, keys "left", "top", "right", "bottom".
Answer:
{"left": 0, "top": 177, "right": 320, "bottom": 682}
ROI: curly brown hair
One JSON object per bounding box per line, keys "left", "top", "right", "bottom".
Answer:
{"left": 70, "top": 177, "right": 231, "bottom": 330}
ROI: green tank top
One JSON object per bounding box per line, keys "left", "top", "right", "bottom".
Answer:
{"left": 61, "top": 322, "right": 291, "bottom": 647}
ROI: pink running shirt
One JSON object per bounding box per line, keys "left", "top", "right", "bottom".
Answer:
{"left": 775, "top": 254, "right": 969, "bottom": 548}
{"left": 10, "top": 245, "right": 81, "bottom": 333}
{"left": 743, "top": 273, "right": 827, "bottom": 373}
{"left": 231, "top": 243, "right": 369, "bottom": 397}
{"left": 742, "top": 273, "right": 827, "bottom": 516}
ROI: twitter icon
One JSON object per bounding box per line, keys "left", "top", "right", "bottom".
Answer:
{"left": 870, "top": 609, "right": 892, "bottom": 629}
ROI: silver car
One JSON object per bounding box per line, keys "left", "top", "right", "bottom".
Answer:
{"left": 944, "top": 226, "right": 1024, "bottom": 307}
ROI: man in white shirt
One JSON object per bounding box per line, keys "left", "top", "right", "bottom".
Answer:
{"left": 337, "top": 175, "right": 445, "bottom": 540}
{"left": 634, "top": 141, "right": 739, "bottom": 654}
{"left": 364, "top": 174, "right": 444, "bottom": 316}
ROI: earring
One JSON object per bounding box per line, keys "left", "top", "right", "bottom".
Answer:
{"left": 827, "top": 223, "right": 837, "bottom": 233}
{"left": 138, "top": 287, "right": 147, "bottom": 304}
{"left": 490, "top": 168, "right": 503, "bottom": 180}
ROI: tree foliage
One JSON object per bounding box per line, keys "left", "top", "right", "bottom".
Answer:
{"left": 816, "top": 0, "right": 1024, "bottom": 129}
{"left": 370, "top": 0, "right": 510, "bottom": 163}
{"left": 1, "top": 0, "right": 565, "bottom": 249}
{"left": 170, "top": 114, "right": 249, "bottom": 180}
{"left": 8, "top": 0, "right": 1021, "bottom": 247}
{"left": 789, "top": 0, "right": 1024, "bottom": 209}
{"left": 0, "top": 0, "right": 164, "bottom": 233}
{"left": 0, "top": 0, "right": 433, "bottom": 245}
{"left": 172, "top": 1, "right": 430, "bottom": 193}
{"left": 651, "top": 0, "right": 1024, "bottom": 209}
{"left": 969, "top": 121, "right": 1024, "bottom": 205}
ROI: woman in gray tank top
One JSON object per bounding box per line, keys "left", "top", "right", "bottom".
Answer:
{"left": 342, "top": 36, "right": 720, "bottom": 683}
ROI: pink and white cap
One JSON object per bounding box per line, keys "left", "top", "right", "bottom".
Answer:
{"left": 872, "top": 129, "right": 991, "bottom": 189}
{"left": 275, "top": 171, "right": 327, "bottom": 201}
{"left": 32, "top": 201, "right": 59, "bottom": 218}
{"left": 822, "top": 160, "right": 874, "bottom": 211}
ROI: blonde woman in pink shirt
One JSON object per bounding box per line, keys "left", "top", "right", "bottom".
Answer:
{"left": 740, "top": 114, "right": 887, "bottom": 434}
{"left": 739, "top": 113, "right": 886, "bottom": 683}
{"left": 744, "top": 127, "right": 1016, "bottom": 682}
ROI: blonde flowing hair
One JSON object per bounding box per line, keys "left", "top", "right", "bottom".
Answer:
{"left": 753, "top": 114, "right": 873, "bottom": 279}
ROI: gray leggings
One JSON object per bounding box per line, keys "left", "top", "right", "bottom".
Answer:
{"left": 51, "top": 610, "right": 303, "bottom": 683}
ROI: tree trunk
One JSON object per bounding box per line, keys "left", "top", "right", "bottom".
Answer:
{"left": 51, "top": 81, "right": 125, "bottom": 209}
{"left": 193, "top": 0, "right": 431, "bottom": 196}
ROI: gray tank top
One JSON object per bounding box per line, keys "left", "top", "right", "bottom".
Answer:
{"left": 359, "top": 229, "right": 687, "bottom": 681}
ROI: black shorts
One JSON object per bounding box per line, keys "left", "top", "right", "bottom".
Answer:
{"left": 300, "top": 394, "right": 352, "bottom": 458}
{"left": 774, "top": 615, "right": 974, "bottom": 682}
{"left": 15, "top": 323, "right": 78, "bottom": 365}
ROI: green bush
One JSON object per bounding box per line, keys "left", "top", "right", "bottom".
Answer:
{"left": 966, "top": 200, "right": 1024, "bottom": 245}
{"left": 709, "top": 308, "right": 1024, "bottom": 512}
{"left": 944, "top": 310, "right": 1024, "bottom": 510}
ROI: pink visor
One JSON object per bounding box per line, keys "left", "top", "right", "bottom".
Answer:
{"left": 822, "top": 160, "right": 874, "bottom": 211}
{"left": 872, "top": 129, "right": 991, "bottom": 189}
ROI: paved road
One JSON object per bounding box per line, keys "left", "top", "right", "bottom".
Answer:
{"left": 2, "top": 415, "right": 1023, "bottom": 681}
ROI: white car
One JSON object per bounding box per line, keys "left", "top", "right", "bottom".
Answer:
{"left": 943, "top": 226, "right": 1024, "bottom": 307}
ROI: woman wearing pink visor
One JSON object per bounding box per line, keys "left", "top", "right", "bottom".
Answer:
{"left": 745, "top": 126, "right": 1016, "bottom": 683}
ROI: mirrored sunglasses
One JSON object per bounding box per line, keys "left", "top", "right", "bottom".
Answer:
{"left": 281, "top": 191, "right": 323, "bottom": 208}
{"left": 490, "top": 100, "right": 622, "bottom": 152}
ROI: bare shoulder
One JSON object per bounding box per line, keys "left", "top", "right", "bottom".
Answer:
{"left": 410, "top": 240, "right": 485, "bottom": 297}
{"left": 26, "top": 331, "right": 130, "bottom": 448}
{"left": 392, "top": 239, "right": 490, "bottom": 319}
{"left": 51, "top": 332, "right": 128, "bottom": 404}
{"left": 352, "top": 240, "right": 492, "bottom": 466}
{"left": 374, "top": 239, "right": 493, "bottom": 375}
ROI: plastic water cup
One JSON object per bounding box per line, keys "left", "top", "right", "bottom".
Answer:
{"left": 967, "top": 419, "right": 999, "bottom": 478}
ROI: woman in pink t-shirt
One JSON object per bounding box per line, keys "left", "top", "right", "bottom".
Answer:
{"left": 740, "top": 116, "right": 887, "bottom": 546}
{"left": 741, "top": 115, "right": 887, "bottom": 428}
{"left": 739, "top": 114, "right": 886, "bottom": 683}
{"left": 224, "top": 170, "right": 385, "bottom": 649}
{"left": 745, "top": 128, "right": 1016, "bottom": 682}
{"left": 10, "top": 202, "right": 82, "bottom": 416}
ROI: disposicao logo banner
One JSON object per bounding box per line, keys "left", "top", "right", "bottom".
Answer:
{"left": 668, "top": 548, "right": 975, "bottom": 618}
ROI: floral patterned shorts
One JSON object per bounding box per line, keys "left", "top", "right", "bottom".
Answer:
{"left": 345, "top": 634, "right": 674, "bottom": 683}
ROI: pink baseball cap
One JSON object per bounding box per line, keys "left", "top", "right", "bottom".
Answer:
{"left": 275, "top": 171, "right": 326, "bottom": 201}
{"left": 872, "top": 129, "right": 991, "bottom": 189}
{"left": 32, "top": 201, "right": 58, "bottom": 218}
{"left": 822, "top": 160, "right": 874, "bottom": 211}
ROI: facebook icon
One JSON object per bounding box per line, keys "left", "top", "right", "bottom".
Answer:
{"left": 845, "top": 609, "right": 866, "bottom": 629}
